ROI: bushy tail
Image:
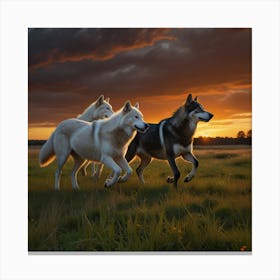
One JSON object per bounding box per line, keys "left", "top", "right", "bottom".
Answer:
{"left": 39, "top": 133, "right": 55, "bottom": 167}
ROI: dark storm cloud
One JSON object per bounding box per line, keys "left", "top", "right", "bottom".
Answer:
{"left": 28, "top": 28, "right": 174, "bottom": 68}
{"left": 28, "top": 28, "right": 251, "bottom": 126}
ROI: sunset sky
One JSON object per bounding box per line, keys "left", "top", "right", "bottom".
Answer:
{"left": 28, "top": 28, "right": 251, "bottom": 139}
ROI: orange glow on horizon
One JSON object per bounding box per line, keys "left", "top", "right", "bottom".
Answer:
{"left": 28, "top": 89, "right": 251, "bottom": 140}
{"left": 28, "top": 117, "right": 251, "bottom": 140}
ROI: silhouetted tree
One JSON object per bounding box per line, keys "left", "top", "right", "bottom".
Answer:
{"left": 247, "top": 130, "right": 252, "bottom": 138}
{"left": 237, "top": 130, "right": 246, "bottom": 138}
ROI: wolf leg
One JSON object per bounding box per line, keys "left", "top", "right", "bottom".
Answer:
{"left": 166, "top": 155, "right": 180, "bottom": 188}
{"left": 80, "top": 160, "right": 90, "bottom": 176}
{"left": 101, "top": 156, "right": 122, "bottom": 187}
{"left": 91, "top": 163, "right": 96, "bottom": 176}
{"left": 182, "top": 152, "right": 199, "bottom": 182}
{"left": 136, "top": 154, "right": 151, "bottom": 184}
{"left": 115, "top": 157, "right": 132, "bottom": 183}
{"left": 70, "top": 152, "right": 86, "bottom": 190}
{"left": 92, "top": 163, "right": 104, "bottom": 181}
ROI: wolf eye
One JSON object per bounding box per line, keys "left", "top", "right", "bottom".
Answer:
{"left": 135, "top": 115, "right": 139, "bottom": 119}
{"left": 106, "top": 107, "right": 111, "bottom": 110}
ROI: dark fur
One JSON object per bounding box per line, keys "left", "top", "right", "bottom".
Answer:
{"left": 125, "top": 94, "right": 213, "bottom": 187}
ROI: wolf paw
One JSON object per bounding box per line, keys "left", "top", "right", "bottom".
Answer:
{"left": 166, "top": 176, "right": 175, "bottom": 183}
{"left": 184, "top": 175, "right": 193, "bottom": 182}
{"left": 118, "top": 176, "right": 128, "bottom": 183}
{"left": 105, "top": 178, "right": 115, "bottom": 188}
{"left": 104, "top": 179, "right": 111, "bottom": 188}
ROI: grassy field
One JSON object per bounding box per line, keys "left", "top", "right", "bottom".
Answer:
{"left": 28, "top": 145, "right": 251, "bottom": 252}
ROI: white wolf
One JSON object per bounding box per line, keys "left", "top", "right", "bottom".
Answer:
{"left": 77, "top": 95, "right": 113, "bottom": 122}
{"left": 38, "top": 95, "right": 113, "bottom": 190}
{"left": 39, "top": 101, "right": 149, "bottom": 190}
{"left": 76, "top": 95, "right": 114, "bottom": 178}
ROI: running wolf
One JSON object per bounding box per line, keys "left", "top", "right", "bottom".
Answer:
{"left": 125, "top": 94, "right": 213, "bottom": 187}
{"left": 39, "top": 101, "right": 148, "bottom": 190}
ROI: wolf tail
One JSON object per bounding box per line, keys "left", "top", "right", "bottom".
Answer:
{"left": 39, "top": 133, "right": 55, "bottom": 167}
{"left": 125, "top": 134, "right": 139, "bottom": 162}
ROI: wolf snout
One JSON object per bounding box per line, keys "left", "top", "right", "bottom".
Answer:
{"left": 135, "top": 123, "right": 149, "bottom": 133}
{"left": 204, "top": 112, "right": 213, "bottom": 122}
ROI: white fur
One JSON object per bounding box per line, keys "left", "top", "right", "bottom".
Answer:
{"left": 182, "top": 152, "right": 198, "bottom": 181}
{"left": 39, "top": 102, "right": 147, "bottom": 190}
{"left": 93, "top": 121, "right": 101, "bottom": 151}
{"left": 77, "top": 96, "right": 113, "bottom": 121}
{"left": 195, "top": 112, "right": 212, "bottom": 121}
{"left": 77, "top": 95, "right": 113, "bottom": 177}
{"left": 173, "top": 143, "right": 192, "bottom": 157}
{"left": 189, "top": 110, "right": 212, "bottom": 123}
{"left": 39, "top": 95, "right": 113, "bottom": 190}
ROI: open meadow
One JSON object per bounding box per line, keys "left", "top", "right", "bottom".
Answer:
{"left": 28, "top": 145, "right": 251, "bottom": 252}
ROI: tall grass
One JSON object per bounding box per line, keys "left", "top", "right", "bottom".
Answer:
{"left": 28, "top": 146, "right": 251, "bottom": 251}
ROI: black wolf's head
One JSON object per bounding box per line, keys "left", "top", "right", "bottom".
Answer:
{"left": 184, "top": 93, "right": 213, "bottom": 122}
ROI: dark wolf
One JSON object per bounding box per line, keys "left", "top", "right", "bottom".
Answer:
{"left": 125, "top": 94, "right": 213, "bottom": 188}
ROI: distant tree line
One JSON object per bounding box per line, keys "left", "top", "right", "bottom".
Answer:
{"left": 194, "top": 136, "right": 251, "bottom": 146}
{"left": 194, "top": 130, "right": 252, "bottom": 146}
{"left": 28, "top": 130, "right": 252, "bottom": 146}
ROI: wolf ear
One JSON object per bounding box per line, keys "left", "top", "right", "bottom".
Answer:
{"left": 123, "top": 101, "right": 132, "bottom": 113}
{"left": 105, "top": 97, "right": 110, "bottom": 103}
{"left": 194, "top": 96, "right": 198, "bottom": 102}
{"left": 134, "top": 102, "right": 139, "bottom": 109}
{"left": 96, "top": 95, "right": 104, "bottom": 106}
{"left": 185, "top": 93, "right": 193, "bottom": 106}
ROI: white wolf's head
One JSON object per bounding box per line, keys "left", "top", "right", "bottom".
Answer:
{"left": 78, "top": 95, "right": 114, "bottom": 121}
{"left": 120, "top": 101, "right": 149, "bottom": 133}
{"left": 93, "top": 95, "right": 114, "bottom": 119}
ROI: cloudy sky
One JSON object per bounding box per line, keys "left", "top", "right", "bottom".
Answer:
{"left": 28, "top": 28, "right": 251, "bottom": 139}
